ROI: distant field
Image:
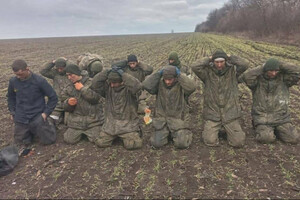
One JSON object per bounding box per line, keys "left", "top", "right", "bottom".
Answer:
{"left": 0, "top": 33, "right": 299, "bottom": 199}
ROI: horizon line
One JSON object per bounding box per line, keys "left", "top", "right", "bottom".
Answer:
{"left": 0, "top": 31, "right": 194, "bottom": 41}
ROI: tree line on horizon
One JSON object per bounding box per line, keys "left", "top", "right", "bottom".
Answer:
{"left": 195, "top": 0, "right": 300, "bottom": 38}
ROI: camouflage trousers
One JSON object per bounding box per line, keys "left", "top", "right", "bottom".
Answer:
{"left": 137, "top": 90, "right": 149, "bottom": 114}
{"left": 202, "top": 119, "right": 245, "bottom": 148}
{"left": 63, "top": 126, "right": 101, "bottom": 144}
{"left": 150, "top": 124, "right": 193, "bottom": 149}
{"left": 255, "top": 123, "right": 299, "bottom": 144}
{"left": 95, "top": 131, "right": 142, "bottom": 150}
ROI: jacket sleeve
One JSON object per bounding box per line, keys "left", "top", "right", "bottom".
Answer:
{"left": 142, "top": 72, "right": 161, "bottom": 95}
{"left": 191, "top": 57, "right": 209, "bottom": 82}
{"left": 281, "top": 62, "right": 300, "bottom": 87}
{"left": 139, "top": 62, "right": 153, "bottom": 76}
{"left": 91, "top": 69, "right": 109, "bottom": 98}
{"left": 80, "top": 80, "right": 101, "bottom": 105}
{"left": 113, "top": 60, "right": 128, "bottom": 68}
{"left": 40, "top": 62, "right": 56, "bottom": 79}
{"left": 122, "top": 73, "right": 142, "bottom": 94}
{"left": 39, "top": 78, "right": 58, "bottom": 116}
{"left": 229, "top": 55, "right": 249, "bottom": 78}
{"left": 239, "top": 66, "right": 263, "bottom": 89}
{"left": 7, "top": 78, "right": 16, "bottom": 116}
{"left": 178, "top": 74, "right": 196, "bottom": 96}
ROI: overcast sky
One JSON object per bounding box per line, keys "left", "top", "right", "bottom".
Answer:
{"left": 0, "top": 0, "right": 228, "bottom": 39}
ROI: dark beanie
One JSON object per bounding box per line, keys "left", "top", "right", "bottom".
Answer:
{"left": 65, "top": 63, "right": 81, "bottom": 76}
{"left": 127, "top": 54, "right": 138, "bottom": 62}
{"left": 263, "top": 58, "right": 280, "bottom": 72}
{"left": 212, "top": 49, "right": 228, "bottom": 61}
{"left": 11, "top": 59, "right": 27, "bottom": 72}
{"left": 55, "top": 58, "right": 67, "bottom": 68}
{"left": 108, "top": 71, "right": 122, "bottom": 83}
{"left": 163, "top": 65, "right": 176, "bottom": 79}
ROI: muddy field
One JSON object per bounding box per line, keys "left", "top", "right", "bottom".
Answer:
{"left": 0, "top": 33, "right": 300, "bottom": 199}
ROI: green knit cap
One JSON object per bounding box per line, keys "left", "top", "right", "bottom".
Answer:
{"left": 263, "top": 58, "right": 280, "bottom": 72}
{"left": 65, "top": 63, "right": 81, "bottom": 76}
{"left": 212, "top": 49, "right": 228, "bottom": 61}
{"left": 108, "top": 71, "right": 122, "bottom": 83}
{"left": 163, "top": 65, "right": 176, "bottom": 79}
{"left": 55, "top": 58, "right": 67, "bottom": 68}
{"left": 168, "top": 52, "right": 180, "bottom": 66}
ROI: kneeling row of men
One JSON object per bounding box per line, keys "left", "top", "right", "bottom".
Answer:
{"left": 7, "top": 50, "right": 300, "bottom": 151}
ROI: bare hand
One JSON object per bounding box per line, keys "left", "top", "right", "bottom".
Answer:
{"left": 41, "top": 113, "right": 47, "bottom": 121}
{"left": 74, "top": 82, "right": 84, "bottom": 90}
{"left": 68, "top": 97, "right": 78, "bottom": 106}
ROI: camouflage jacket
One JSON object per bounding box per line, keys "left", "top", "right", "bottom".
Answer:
{"left": 143, "top": 72, "right": 196, "bottom": 131}
{"left": 91, "top": 70, "right": 142, "bottom": 135}
{"left": 40, "top": 61, "right": 71, "bottom": 102}
{"left": 240, "top": 62, "right": 300, "bottom": 126}
{"left": 191, "top": 56, "right": 249, "bottom": 123}
{"left": 63, "top": 75, "right": 104, "bottom": 130}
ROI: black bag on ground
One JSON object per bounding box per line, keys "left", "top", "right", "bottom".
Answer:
{"left": 38, "top": 118, "right": 57, "bottom": 145}
{"left": 0, "top": 145, "right": 19, "bottom": 177}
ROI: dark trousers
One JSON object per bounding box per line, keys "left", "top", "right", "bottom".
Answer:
{"left": 14, "top": 114, "right": 56, "bottom": 145}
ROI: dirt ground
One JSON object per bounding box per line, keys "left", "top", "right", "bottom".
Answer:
{"left": 0, "top": 33, "right": 299, "bottom": 199}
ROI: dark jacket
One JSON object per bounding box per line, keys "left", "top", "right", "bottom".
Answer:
{"left": 7, "top": 72, "right": 58, "bottom": 124}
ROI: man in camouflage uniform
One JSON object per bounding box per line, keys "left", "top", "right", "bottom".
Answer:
{"left": 240, "top": 58, "right": 300, "bottom": 144}
{"left": 113, "top": 54, "right": 153, "bottom": 114}
{"left": 168, "top": 52, "right": 191, "bottom": 77}
{"left": 62, "top": 64, "right": 104, "bottom": 144}
{"left": 40, "top": 57, "right": 71, "bottom": 125}
{"left": 143, "top": 65, "right": 196, "bottom": 149}
{"left": 192, "top": 49, "right": 249, "bottom": 147}
{"left": 91, "top": 65, "right": 143, "bottom": 150}
{"left": 77, "top": 53, "right": 104, "bottom": 78}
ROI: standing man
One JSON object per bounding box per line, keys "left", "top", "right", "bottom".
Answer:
{"left": 192, "top": 49, "right": 249, "bottom": 147}
{"left": 143, "top": 65, "right": 196, "bottom": 149}
{"left": 113, "top": 54, "right": 153, "bottom": 114}
{"left": 40, "top": 57, "right": 71, "bottom": 125}
{"left": 77, "top": 53, "right": 104, "bottom": 78}
{"left": 62, "top": 64, "right": 104, "bottom": 144}
{"left": 240, "top": 58, "right": 300, "bottom": 144}
{"left": 7, "top": 59, "right": 58, "bottom": 146}
{"left": 91, "top": 65, "right": 143, "bottom": 150}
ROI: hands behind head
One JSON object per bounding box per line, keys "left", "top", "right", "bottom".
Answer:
{"left": 111, "top": 65, "right": 124, "bottom": 76}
